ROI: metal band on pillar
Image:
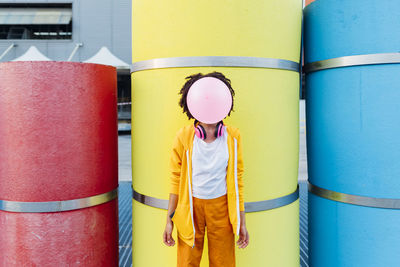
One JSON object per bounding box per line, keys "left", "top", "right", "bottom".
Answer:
{"left": 131, "top": 56, "right": 300, "bottom": 73}
{"left": 0, "top": 188, "right": 118, "bottom": 213}
{"left": 304, "top": 52, "right": 400, "bottom": 73}
{"left": 132, "top": 189, "right": 169, "bottom": 210}
{"left": 309, "top": 183, "right": 400, "bottom": 209}
{"left": 132, "top": 185, "right": 299, "bottom": 213}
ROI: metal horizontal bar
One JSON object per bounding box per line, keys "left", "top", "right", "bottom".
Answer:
{"left": 132, "top": 190, "right": 169, "bottom": 210}
{"left": 132, "top": 185, "right": 299, "bottom": 213}
{"left": 0, "top": 188, "right": 118, "bottom": 213}
{"left": 244, "top": 185, "right": 299, "bottom": 212}
{"left": 308, "top": 183, "right": 400, "bottom": 209}
{"left": 131, "top": 56, "right": 300, "bottom": 73}
{"left": 304, "top": 53, "right": 400, "bottom": 73}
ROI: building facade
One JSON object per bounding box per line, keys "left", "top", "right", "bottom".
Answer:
{"left": 0, "top": 0, "right": 132, "bottom": 113}
{"left": 0, "top": 0, "right": 131, "bottom": 63}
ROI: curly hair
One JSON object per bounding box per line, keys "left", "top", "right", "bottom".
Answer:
{"left": 178, "top": 71, "right": 235, "bottom": 120}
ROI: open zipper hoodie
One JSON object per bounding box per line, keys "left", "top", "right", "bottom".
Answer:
{"left": 170, "top": 124, "right": 244, "bottom": 247}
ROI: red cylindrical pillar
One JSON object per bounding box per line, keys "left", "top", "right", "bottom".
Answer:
{"left": 0, "top": 62, "right": 118, "bottom": 266}
{"left": 305, "top": 0, "right": 316, "bottom": 6}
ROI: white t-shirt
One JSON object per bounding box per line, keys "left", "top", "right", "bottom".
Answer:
{"left": 192, "top": 127, "right": 228, "bottom": 199}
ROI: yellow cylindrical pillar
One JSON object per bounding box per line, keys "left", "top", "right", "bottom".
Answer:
{"left": 131, "top": 1, "right": 302, "bottom": 266}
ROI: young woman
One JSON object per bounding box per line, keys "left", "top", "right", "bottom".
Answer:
{"left": 163, "top": 72, "right": 249, "bottom": 267}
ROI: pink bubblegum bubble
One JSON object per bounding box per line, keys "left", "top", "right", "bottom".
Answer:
{"left": 187, "top": 77, "right": 233, "bottom": 124}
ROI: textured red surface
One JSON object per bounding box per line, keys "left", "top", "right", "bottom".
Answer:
{"left": 306, "top": 0, "right": 316, "bottom": 5}
{"left": 0, "top": 62, "right": 118, "bottom": 266}
{"left": 0, "top": 62, "right": 118, "bottom": 202}
{"left": 0, "top": 200, "right": 119, "bottom": 266}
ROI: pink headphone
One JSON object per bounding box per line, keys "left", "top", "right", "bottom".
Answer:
{"left": 194, "top": 120, "right": 225, "bottom": 140}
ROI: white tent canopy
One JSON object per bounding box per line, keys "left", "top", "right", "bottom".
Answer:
{"left": 12, "top": 46, "right": 51, "bottom": 61}
{"left": 84, "top": 46, "right": 129, "bottom": 70}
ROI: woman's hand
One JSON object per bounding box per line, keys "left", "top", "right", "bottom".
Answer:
{"left": 237, "top": 211, "right": 249, "bottom": 249}
{"left": 237, "top": 224, "right": 249, "bottom": 248}
{"left": 163, "top": 194, "right": 178, "bottom": 247}
{"left": 163, "top": 220, "right": 175, "bottom": 246}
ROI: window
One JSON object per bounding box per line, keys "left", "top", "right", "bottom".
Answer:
{"left": 0, "top": 3, "right": 72, "bottom": 40}
{"left": 117, "top": 74, "right": 131, "bottom": 120}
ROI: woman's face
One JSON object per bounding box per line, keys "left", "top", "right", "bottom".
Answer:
{"left": 187, "top": 77, "right": 232, "bottom": 124}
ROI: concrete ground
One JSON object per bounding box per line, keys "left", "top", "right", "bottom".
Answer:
{"left": 118, "top": 100, "right": 308, "bottom": 182}
{"left": 118, "top": 134, "right": 132, "bottom": 182}
{"left": 299, "top": 99, "right": 308, "bottom": 181}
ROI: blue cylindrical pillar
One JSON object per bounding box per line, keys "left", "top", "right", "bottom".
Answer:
{"left": 305, "top": 0, "right": 400, "bottom": 266}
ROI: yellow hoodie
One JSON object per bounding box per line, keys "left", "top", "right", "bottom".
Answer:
{"left": 170, "top": 124, "right": 244, "bottom": 247}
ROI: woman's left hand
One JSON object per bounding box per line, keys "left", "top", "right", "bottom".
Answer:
{"left": 237, "top": 225, "right": 249, "bottom": 249}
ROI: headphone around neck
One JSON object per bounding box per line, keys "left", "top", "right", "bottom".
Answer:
{"left": 194, "top": 120, "right": 225, "bottom": 140}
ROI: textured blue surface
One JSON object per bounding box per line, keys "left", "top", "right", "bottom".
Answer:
{"left": 118, "top": 182, "right": 132, "bottom": 267}
{"left": 305, "top": 1, "right": 400, "bottom": 266}
{"left": 304, "top": 0, "right": 400, "bottom": 63}
{"left": 299, "top": 182, "right": 309, "bottom": 267}
{"left": 306, "top": 65, "right": 400, "bottom": 198}
{"left": 309, "top": 194, "right": 400, "bottom": 267}
{"left": 305, "top": 0, "right": 400, "bottom": 197}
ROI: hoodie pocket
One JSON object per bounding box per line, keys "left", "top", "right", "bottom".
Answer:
{"left": 171, "top": 204, "right": 193, "bottom": 239}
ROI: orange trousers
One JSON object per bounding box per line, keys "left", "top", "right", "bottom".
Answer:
{"left": 177, "top": 194, "right": 235, "bottom": 267}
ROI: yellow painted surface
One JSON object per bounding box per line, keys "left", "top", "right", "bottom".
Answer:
{"left": 132, "top": 0, "right": 302, "bottom": 265}
{"left": 131, "top": 67, "right": 300, "bottom": 266}
{"left": 132, "top": 199, "right": 299, "bottom": 267}
{"left": 132, "top": 0, "right": 302, "bottom": 62}
{"left": 131, "top": 68, "right": 299, "bottom": 201}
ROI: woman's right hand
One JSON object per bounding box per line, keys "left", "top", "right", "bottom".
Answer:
{"left": 164, "top": 194, "right": 178, "bottom": 247}
{"left": 163, "top": 220, "right": 175, "bottom": 246}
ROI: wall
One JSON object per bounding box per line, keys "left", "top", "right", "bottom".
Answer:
{"left": 0, "top": 0, "right": 131, "bottom": 63}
